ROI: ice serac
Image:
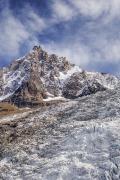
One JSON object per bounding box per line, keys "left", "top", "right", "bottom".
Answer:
{"left": 0, "top": 45, "right": 119, "bottom": 106}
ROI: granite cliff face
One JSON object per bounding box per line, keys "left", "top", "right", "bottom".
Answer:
{"left": 0, "top": 46, "right": 118, "bottom": 106}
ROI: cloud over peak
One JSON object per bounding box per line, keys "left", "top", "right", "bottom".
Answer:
{"left": 52, "top": 0, "right": 75, "bottom": 22}
{"left": 0, "top": 3, "right": 47, "bottom": 60}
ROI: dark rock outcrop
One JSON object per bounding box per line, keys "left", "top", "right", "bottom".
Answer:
{"left": 62, "top": 72, "right": 107, "bottom": 99}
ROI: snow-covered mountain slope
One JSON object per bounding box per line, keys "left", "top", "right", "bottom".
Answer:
{"left": 0, "top": 59, "right": 31, "bottom": 101}
{"left": 0, "top": 45, "right": 119, "bottom": 106}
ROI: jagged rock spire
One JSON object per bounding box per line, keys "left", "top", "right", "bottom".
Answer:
{"left": 33, "top": 45, "right": 42, "bottom": 51}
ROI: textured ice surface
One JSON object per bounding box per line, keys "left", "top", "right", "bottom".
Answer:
{"left": 0, "top": 85, "right": 120, "bottom": 179}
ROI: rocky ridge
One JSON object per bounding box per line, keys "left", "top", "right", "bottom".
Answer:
{"left": 0, "top": 46, "right": 118, "bottom": 106}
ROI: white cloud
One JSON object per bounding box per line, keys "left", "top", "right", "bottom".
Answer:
{"left": 52, "top": 0, "right": 120, "bottom": 23}
{"left": 52, "top": 0, "right": 75, "bottom": 22}
{"left": 0, "top": 5, "right": 47, "bottom": 59}
{"left": 21, "top": 5, "right": 47, "bottom": 33}
{"left": 0, "top": 10, "right": 29, "bottom": 57}
{"left": 0, "top": 0, "right": 120, "bottom": 74}
{"left": 102, "top": 40, "right": 120, "bottom": 62}
{"left": 70, "top": 0, "right": 109, "bottom": 19}
{"left": 70, "top": 0, "right": 120, "bottom": 23}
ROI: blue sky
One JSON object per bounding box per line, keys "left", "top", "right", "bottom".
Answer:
{"left": 0, "top": 0, "right": 120, "bottom": 74}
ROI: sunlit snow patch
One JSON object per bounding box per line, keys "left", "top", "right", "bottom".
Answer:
{"left": 43, "top": 96, "right": 65, "bottom": 102}
{"left": 59, "top": 66, "right": 82, "bottom": 81}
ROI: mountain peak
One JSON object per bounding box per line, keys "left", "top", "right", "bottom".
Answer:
{"left": 33, "top": 45, "right": 42, "bottom": 51}
{"left": 0, "top": 45, "right": 118, "bottom": 106}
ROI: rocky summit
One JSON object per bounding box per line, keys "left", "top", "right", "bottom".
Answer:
{"left": 0, "top": 46, "right": 120, "bottom": 180}
{"left": 0, "top": 45, "right": 118, "bottom": 107}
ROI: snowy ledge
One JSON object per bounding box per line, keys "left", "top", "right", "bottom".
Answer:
{"left": 43, "top": 96, "right": 65, "bottom": 102}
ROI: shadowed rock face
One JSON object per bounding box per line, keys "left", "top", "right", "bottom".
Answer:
{"left": 0, "top": 69, "right": 3, "bottom": 96}
{"left": 0, "top": 45, "right": 119, "bottom": 107}
{"left": 9, "top": 52, "right": 46, "bottom": 106}
{"left": 62, "top": 72, "right": 107, "bottom": 99}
